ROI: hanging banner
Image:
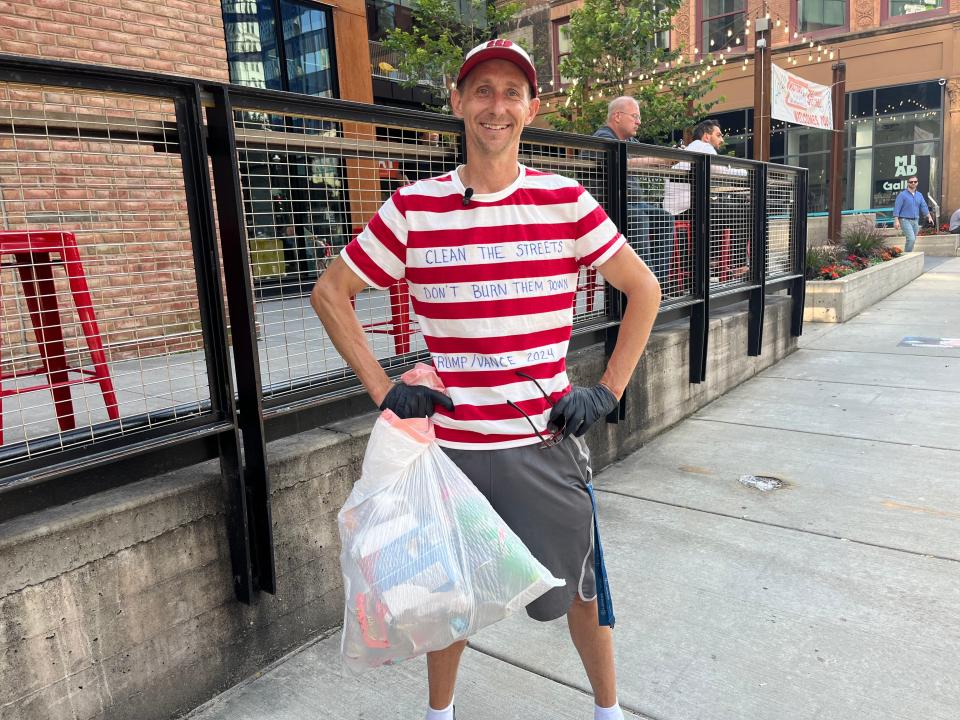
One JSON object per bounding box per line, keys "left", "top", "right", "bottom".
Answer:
{"left": 771, "top": 63, "right": 833, "bottom": 130}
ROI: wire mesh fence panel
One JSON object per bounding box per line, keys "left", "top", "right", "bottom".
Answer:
{"left": 230, "top": 107, "right": 461, "bottom": 397}
{"left": 767, "top": 168, "right": 798, "bottom": 279}
{"left": 708, "top": 156, "right": 755, "bottom": 292}
{"left": 0, "top": 83, "right": 211, "bottom": 464}
{"left": 520, "top": 138, "right": 609, "bottom": 325}
{"left": 627, "top": 145, "right": 700, "bottom": 302}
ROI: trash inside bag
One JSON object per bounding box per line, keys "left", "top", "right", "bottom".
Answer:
{"left": 338, "top": 371, "right": 563, "bottom": 674}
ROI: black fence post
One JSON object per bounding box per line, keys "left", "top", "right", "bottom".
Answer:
{"left": 605, "top": 140, "right": 627, "bottom": 422}
{"left": 689, "top": 154, "right": 711, "bottom": 383}
{"left": 205, "top": 85, "right": 277, "bottom": 597}
{"left": 176, "top": 85, "right": 254, "bottom": 603}
{"left": 791, "top": 169, "right": 809, "bottom": 337}
{"left": 748, "top": 163, "right": 768, "bottom": 356}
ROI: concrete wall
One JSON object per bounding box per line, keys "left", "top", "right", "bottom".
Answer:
{"left": 806, "top": 214, "right": 878, "bottom": 247}
{"left": 0, "top": 298, "right": 798, "bottom": 720}
{"left": 914, "top": 234, "right": 960, "bottom": 256}
{"left": 804, "top": 252, "right": 925, "bottom": 323}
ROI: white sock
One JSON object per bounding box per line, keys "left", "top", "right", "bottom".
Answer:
{"left": 594, "top": 700, "right": 624, "bottom": 720}
{"left": 425, "top": 699, "right": 454, "bottom": 720}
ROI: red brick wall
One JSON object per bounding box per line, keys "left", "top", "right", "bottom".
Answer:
{"left": 0, "top": 0, "right": 230, "bottom": 81}
{"left": 0, "top": 84, "right": 203, "bottom": 373}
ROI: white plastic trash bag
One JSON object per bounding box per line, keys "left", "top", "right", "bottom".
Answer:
{"left": 338, "top": 372, "right": 563, "bottom": 674}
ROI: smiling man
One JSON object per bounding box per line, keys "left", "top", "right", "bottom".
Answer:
{"left": 311, "top": 39, "right": 661, "bottom": 720}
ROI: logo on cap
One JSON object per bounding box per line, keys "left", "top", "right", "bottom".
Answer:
{"left": 456, "top": 39, "right": 538, "bottom": 97}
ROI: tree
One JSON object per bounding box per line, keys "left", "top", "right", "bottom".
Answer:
{"left": 381, "top": 0, "right": 523, "bottom": 111}
{"left": 551, "top": 0, "right": 721, "bottom": 143}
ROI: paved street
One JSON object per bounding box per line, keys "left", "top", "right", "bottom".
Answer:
{"left": 185, "top": 255, "right": 960, "bottom": 720}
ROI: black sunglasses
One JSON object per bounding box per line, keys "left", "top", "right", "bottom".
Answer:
{"left": 506, "top": 371, "right": 564, "bottom": 449}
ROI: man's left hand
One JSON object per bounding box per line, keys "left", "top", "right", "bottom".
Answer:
{"left": 548, "top": 384, "right": 619, "bottom": 439}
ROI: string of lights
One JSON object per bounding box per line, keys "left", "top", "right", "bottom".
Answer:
{"left": 541, "top": 2, "right": 845, "bottom": 110}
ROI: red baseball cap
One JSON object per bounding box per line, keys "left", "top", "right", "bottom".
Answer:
{"left": 456, "top": 39, "right": 538, "bottom": 98}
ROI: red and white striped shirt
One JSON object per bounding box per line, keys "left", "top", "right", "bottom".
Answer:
{"left": 342, "top": 164, "right": 625, "bottom": 449}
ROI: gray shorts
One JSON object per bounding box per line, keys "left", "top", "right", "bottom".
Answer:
{"left": 442, "top": 436, "right": 597, "bottom": 621}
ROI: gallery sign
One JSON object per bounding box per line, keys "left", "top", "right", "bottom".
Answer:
{"left": 771, "top": 63, "right": 833, "bottom": 130}
{"left": 879, "top": 155, "right": 931, "bottom": 196}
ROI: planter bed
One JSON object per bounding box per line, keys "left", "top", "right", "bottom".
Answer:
{"left": 914, "top": 234, "right": 959, "bottom": 257}
{"left": 803, "top": 252, "right": 925, "bottom": 323}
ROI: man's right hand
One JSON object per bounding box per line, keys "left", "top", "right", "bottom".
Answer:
{"left": 379, "top": 383, "right": 454, "bottom": 419}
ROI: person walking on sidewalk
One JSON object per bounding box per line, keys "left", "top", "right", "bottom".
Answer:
{"left": 311, "top": 39, "right": 661, "bottom": 720}
{"left": 893, "top": 176, "right": 933, "bottom": 252}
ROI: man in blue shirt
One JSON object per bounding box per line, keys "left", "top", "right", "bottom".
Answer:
{"left": 893, "top": 175, "right": 933, "bottom": 252}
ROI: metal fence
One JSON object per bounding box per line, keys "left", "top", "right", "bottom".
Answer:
{"left": 0, "top": 54, "right": 807, "bottom": 599}
{"left": 0, "top": 84, "right": 210, "bottom": 459}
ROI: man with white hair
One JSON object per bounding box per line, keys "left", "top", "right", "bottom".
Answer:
{"left": 593, "top": 96, "right": 671, "bottom": 281}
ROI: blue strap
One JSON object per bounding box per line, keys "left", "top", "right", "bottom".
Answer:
{"left": 585, "top": 482, "right": 615, "bottom": 628}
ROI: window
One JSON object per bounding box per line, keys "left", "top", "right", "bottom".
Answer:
{"left": 650, "top": 2, "right": 670, "bottom": 51}
{"left": 841, "top": 81, "right": 943, "bottom": 217}
{"left": 552, "top": 19, "right": 573, "bottom": 88}
{"left": 240, "top": 149, "right": 350, "bottom": 294}
{"left": 889, "top": 0, "right": 942, "bottom": 17}
{"left": 882, "top": 0, "right": 946, "bottom": 22}
{"left": 797, "top": 0, "right": 846, "bottom": 33}
{"left": 700, "top": 0, "right": 745, "bottom": 54}
{"left": 710, "top": 108, "right": 751, "bottom": 157}
{"left": 367, "top": 0, "right": 413, "bottom": 40}
{"left": 222, "top": 0, "right": 338, "bottom": 97}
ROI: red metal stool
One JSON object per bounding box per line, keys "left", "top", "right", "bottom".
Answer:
{"left": 0, "top": 230, "right": 119, "bottom": 444}
{"left": 580, "top": 268, "right": 598, "bottom": 313}
{"left": 717, "top": 228, "right": 733, "bottom": 282}
{"left": 671, "top": 220, "right": 693, "bottom": 287}
{"left": 351, "top": 279, "right": 413, "bottom": 355}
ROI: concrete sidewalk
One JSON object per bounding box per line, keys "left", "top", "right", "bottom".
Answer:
{"left": 185, "top": 256, "right": 960, "bottom": 720}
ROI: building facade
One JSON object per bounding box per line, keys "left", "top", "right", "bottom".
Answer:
{"left": 0, "top": 0, "right": 374, "bottom": 365}
{"left": 525, "top": 0, "right": 960, "bottom": 223}
{"left": 3, "top": 0, "right": 958, "bottom": 223}
{"left": 1, "top": 0, "right": 956, "bottom": 362}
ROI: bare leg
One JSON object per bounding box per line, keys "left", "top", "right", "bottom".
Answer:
{"left": 427, "top": 640, "right": 468, "bottom": 710}
{"left": 567, "top": 596, "right": 617, "bottom": 708}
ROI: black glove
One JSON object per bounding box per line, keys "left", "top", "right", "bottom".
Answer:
{"left": 379, "top": 382, "right": 454, "bottom": 419}
{"left": 548, "top": 384, "right": 618, "bottom": 439}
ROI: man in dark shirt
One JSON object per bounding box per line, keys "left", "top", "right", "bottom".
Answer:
{"left": 593, "top": 97, "right": 670, "bottom": 283}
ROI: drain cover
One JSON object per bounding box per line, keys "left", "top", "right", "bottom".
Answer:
{"left": 739, "top": 474, "right": 784, "bottom": 491}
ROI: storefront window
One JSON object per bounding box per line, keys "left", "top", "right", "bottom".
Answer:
{"left": 701, "top": 0, "right": 745, "bottom": 54}
{"left": 842, "top": 81, "right": 943, "bottom": 218}
{"left": 873, "top": 113, "right": 940, "bottom": 147}
{"left": 240, "top": 149, "right": 350, "bottom": 295}
{"left": 868, "top": 143, "right": 939, "bottom": 211}
{"left": 786, "top": 125, "right": 832, "bottom": 155}
{"left": 845, "top": 148, "right": 873, "bottom": 211}
{"left": 222, "top": 0, "right": 338, "bottom": 97}
{"left": 710, "top": 108, "right": 751, "bottom": 157}
{"left": 797, "top": 0, "right": 846, "bottom": 32}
